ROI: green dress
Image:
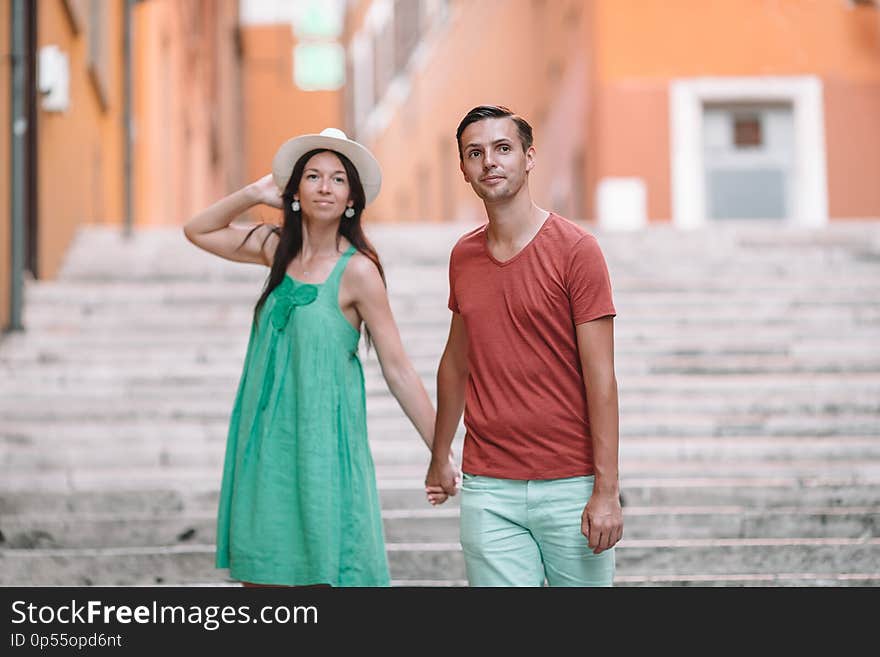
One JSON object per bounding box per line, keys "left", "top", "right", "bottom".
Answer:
{"left": 215, "top": 245, "right": 390, "bottom": 586}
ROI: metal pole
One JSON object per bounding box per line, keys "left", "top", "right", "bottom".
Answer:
{"left": 9, "top": 0, "right": 26, "bottom": 331}
{"left": 123, "top": 0, "right": 134, "bottom": 238}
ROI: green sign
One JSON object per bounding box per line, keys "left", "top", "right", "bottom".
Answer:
{"left": 294, "top": 43, "right": 345, "bottom": 91}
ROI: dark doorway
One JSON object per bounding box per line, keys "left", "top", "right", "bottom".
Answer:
{"left": 24, "top": 0, "right": 38, "bottom": 276}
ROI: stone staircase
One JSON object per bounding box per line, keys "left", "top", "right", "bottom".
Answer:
{"left": 1, "top": 220, "right": 879, "bottom": 586}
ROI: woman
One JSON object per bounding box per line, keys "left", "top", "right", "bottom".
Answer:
{"left": 183, "top": 128, "right": 456, "bottom": 587}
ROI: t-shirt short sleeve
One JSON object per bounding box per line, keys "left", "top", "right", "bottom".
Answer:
{"left": 447, "top": 248, "right": 460, "bottom": 313}
{"left": 567, "top": 235, "right": 616, "bottom": 325}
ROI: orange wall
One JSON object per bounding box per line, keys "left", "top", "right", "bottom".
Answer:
{"left": 38, "top": 0, "right": 125, "bottom": 278}
{"left": 595, "top": 0, "right": 880, "bottom": 82}
{"left": 590, "top": 81, "right": 670, "bottom": 222}
{"left": 350, "top": 0, "right": 593, "bottom": 224}
{"left": 133, "top": 0, "right": 174, "bottom": 226}
{"left": 353, "top": 0, "right": 880, "bottom": 223}
{"left": 29, "top": 0, "right": 244, "bottom": 287}
{"left": 591, "top": 0, "right": 880, "bottom": 221}
{"left": 0, "top": 1, "right": 10, "bottom": 328}
{"left": 240, "top": 25, "right": 343, "bottom": 194}
{"left": 215, "top": 3, "right": 246, "bottom": 195}
{"left": 133, "top": 0, "right": 243, "bottom": 227}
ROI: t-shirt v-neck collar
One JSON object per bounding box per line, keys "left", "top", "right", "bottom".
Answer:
{"left": 483, "top": 212, "right": 554, "bottom": 267}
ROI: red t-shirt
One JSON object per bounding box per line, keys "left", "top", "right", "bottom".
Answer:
{"left": 448, "top": 213, "right": 616, "bottom": 480}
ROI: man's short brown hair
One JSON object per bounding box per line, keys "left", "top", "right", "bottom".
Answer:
{"left": 456, "top": 105, "right": 534, "bottom": 160}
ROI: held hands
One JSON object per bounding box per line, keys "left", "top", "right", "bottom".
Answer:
{"left": 581, "top": 489, "right": 624, "bottom": 554}
{"left": 249, "top": 174, "right": 284, "bottom": 210}
{"left": 424, "top": 453, "right": 461, "bottom": 506}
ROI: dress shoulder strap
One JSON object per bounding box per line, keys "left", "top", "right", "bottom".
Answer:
{"left": 325, "top": 245, "right": 358, "bottom": 288}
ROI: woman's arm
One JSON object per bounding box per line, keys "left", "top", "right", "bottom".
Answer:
{"left": 182, "top": 174, "right": 282, "bottom": 265}
{"left": 345, "top": 255, "right": 436, "bottom": 450}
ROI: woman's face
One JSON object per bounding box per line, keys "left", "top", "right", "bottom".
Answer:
{"left": 295, "top": 151, "right": 354, "bottom": 223}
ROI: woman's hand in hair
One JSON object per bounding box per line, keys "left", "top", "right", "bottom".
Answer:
{"left": 183, "top": 175, "right": 280, "bottom": 265}
{"left": 249, "top": 174, "right": 284, "bottom": 209}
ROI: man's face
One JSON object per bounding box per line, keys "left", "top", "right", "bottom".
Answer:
{"left": 459, "top": 117, "right": 534, "bottom": 202}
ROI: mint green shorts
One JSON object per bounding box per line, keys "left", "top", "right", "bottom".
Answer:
{"left": 459, "top": 474, "right": 615, "bottom": 587}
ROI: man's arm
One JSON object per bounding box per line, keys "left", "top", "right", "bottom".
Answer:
{"left": 425, "top": 313, "right": 469, "bottom": 501}
{"left": 576, "top": 316, "right": 623, "bottom": 554}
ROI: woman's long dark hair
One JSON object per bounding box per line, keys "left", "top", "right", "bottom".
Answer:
{"left": 240, "top": 148, "right": 385, "bottom": 348}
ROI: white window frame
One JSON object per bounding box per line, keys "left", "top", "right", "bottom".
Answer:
{"left": 670, "top": 76, "right": 828, "bottom": 228}
{"left": 351, "top": 33, "right": 374, "bottom": 134}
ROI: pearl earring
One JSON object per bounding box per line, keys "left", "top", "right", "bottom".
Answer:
{"left": 291, "top": 200, "right": 300, "bottom": 212}
{"left": 344, "top": 207, "right": 355, "bottom": 218}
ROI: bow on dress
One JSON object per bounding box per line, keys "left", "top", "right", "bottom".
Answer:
{"left": 244, "top": 282, "right": 319, "bottom": 467}
{"left": 259, "top": 282, "right": 318, "bottom": 412}
{"left": 269, "top": 283, "right": 319, "bottom": 332}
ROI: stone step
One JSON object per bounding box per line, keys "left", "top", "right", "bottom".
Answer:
{"left": 5, "top": 324, "right": 880, "bottom": 352}
{"left": 5, "top": 368, "right": 880, "bottom": 405}
{"left": 3, "top": 222, "right": 877, "bottom": 587}
{"left": 612, "top": 573, "right": 880, "bottom": 587}
{"left": 612, "top": 537, "right": 880, "bottom": 577}
{"left": 22, "top": 298, "right": 880, "bottom": 321}
{"left": 386, "top": 538, "right": 880, "bottom": 583}
{"left": 4, "top": 383, "right": 880, "bottom": 417}
{"left": 2, "top": 456, "right": 878, "bottom": 494}
{"left": 5, "top": 355, "right": 880, "bottom": 382}
{"left": 4, "top": 367, "right": 878, "bottom": 396}
{"left": 8, "top": 337, "right": 880, "bottom": 366}
{"left": 3, "top": 479, "right": 877, "bottom": 516}
{"left": 2, "top": 401, "right": 875, "bottom": 437}
{"left": 1, "top": 538, "right": 877, "bottom": 586}
{"left": 6, "top": 347, "right": 878, "bottom": 376}
{"left": 23, "top": 284, "right": 880, "bottom": 309}
{"left": 1, "top": 421, "right": 879, "bottom": 470}
{"left": 1, "top": 506, "right": 876, "bottom": 550}
{"left": 2, "top": 393, "right": 879, "bottom": 421}
{"left": 2, "top": 437, "right": 879, "bottom": 470}
{"left": 616, "top": 477, "right": 880, "bottom": 508}
{"left": 4, "top": 380, "right": 880, "bottom": 416}
{"left": 4, "top": 354, "right": 880, "bottom": 385}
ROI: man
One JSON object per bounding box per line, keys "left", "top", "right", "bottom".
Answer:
{"left": 425, "top": 105, "right": 622, "bottom": 586}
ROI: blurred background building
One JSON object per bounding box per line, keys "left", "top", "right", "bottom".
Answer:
{"left": 1, "top": 0, "right": 879, "bottom": 588}
{"left": 2, "top": 0, "right": 879, "bottom": 332}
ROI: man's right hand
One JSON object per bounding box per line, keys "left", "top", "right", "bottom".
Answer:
{"left": 425, "top": 454, "right": 461, "bottom": 505}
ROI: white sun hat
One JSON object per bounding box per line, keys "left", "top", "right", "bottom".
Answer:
{"left": 271, "top": 128, "right": 382, "bottom": 205}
